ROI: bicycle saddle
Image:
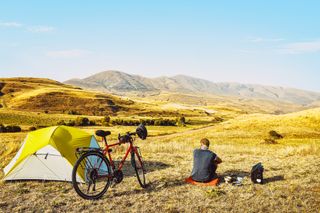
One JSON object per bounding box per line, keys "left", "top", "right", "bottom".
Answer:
{"left": 95, "top": 130, "right": 111, "bottom": 137}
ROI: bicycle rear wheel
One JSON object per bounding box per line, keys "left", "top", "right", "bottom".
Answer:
{"left": 72, "top": 151, "right": 111, "bottom": 200}
{"left": 131, "top": 147, "right": 147, "bottom": 188}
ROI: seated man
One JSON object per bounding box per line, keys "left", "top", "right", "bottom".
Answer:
{"left": 191, "top": 138, "right": 222, "bottom": 182}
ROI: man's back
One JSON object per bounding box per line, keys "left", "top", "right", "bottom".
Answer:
{"left": 191, "top": 149, "right": 217, "bottom": 182}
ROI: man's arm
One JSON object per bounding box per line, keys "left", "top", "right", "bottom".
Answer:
{"left": 214, "top": 156, "right": 222, "bottom": 164}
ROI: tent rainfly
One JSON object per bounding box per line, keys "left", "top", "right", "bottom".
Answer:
{"left": 3, "top": 126, "right": 100, "bottom": 181}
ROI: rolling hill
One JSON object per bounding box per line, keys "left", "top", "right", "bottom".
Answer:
{"left": 0, "top": 77, "right": 135, "bottom": 116}
{"left": 65, "top": 70, "right": 320, "bottom": 105}
{"left": 0, "top": 78, "right": 215, "bottom": 118}
{"left": 0, "top": 77, "right": 313, "bottom": 120}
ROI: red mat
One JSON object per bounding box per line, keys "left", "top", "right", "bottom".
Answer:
{"left": 185, "top": 177, "right": 219, "bottom": 186}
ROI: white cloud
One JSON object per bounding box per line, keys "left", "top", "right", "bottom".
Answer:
{"left": 280, "top": 40, "right": 320, "bottom": 54}
{"left": 46, "top": 49, "right": 92, "bottom": 58}
{"left": 27, "top": 25, "right": 55, "bottom": 33}
{"left": 0, "top": 21, "right": 55, "bottom": 33}
{"left": 0, "top": 21, "right": 22, "bottom": 27}
{"left": 248, "top": 37, "right": 284, "bottom": 43}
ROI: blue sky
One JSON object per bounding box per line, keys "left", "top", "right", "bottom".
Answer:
{"left": 1, "top": 0, "right": 320, "bottom": 91}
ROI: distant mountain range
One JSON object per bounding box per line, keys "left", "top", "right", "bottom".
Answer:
{"left": 65, "top": 70, "right": 320, "bottom": 105}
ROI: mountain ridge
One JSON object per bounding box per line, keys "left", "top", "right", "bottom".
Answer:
{"left": 64, "top": 70, "right": 320, "bottom": 105}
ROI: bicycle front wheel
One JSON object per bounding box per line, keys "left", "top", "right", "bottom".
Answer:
{"left": 72, "top": 151, "right": 111, "bottom": 200}
{"left": 131, "top": 147, "right": 147, "bottom": 188}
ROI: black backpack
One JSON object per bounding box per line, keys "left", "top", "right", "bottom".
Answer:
{"left": 251, "top": 163, "right": 264, "bottom": 184}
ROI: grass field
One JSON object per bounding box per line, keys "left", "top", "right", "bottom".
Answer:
{"left": 0, "top": 107, "right": 319, "bottom": 212}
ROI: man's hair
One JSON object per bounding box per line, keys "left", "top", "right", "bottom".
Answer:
{"left": 200, "top": 138, "right": 210, "bottom": 147}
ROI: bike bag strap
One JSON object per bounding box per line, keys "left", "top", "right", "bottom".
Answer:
{"left": 76, "top": 147, "right": 102, "bottom": 154}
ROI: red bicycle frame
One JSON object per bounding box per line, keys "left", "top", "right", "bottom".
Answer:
{"left": 101, "top": 136, "right": 142, "bottom": 172}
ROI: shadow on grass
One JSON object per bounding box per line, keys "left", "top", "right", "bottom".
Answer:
{"left": 112, "top": 171, "right": 286, "bottom": 198}
{"left": 112, "top": 178, "right": 187, "bottom": 197}
{"left": 264, "top": 175, "right": 284, "bottom": 183}
{"left": 119, "top": 160, "right": 172, "bottom": 177}
{"left": 220, "top": 170, "right": 250, "bottom": 177}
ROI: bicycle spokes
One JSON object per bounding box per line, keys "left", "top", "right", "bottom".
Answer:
{"left": 72, "top": 152, "right": 111, "bottom": 199}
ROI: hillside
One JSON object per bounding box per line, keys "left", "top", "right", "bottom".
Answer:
{"left": 0, "top": 78, "right": 217, "bottom": 118}
{"left": 0, "top": 77, "right": 136, "bottom": 116}
{"left": 160, "top": 107, "right": 320, "bottom": 145}
{"left": 147, "top": 92, "right": 305, "bottom": 115}
{"left": 65, "top": 70, "right": 320, "bottom": 105}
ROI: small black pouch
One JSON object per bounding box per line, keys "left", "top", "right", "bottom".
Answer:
{"left": 251, "top": 162, "right": 264, "bottom": 184}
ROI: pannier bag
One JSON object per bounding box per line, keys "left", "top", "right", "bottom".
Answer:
{"left": 251, "top": 162, "right": 264, "bottom": 184}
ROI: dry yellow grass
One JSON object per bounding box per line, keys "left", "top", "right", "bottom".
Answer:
{"left": 146, "top": 91, "right": 306, "bottom": 114}
{"left": 1, "top": 78, "right": 319, "bottom": 212}
{"left": 0, "top": 108, "right": 319, "bottom": 212}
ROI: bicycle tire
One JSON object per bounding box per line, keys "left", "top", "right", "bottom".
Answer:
{"left": 131, "top": 147, "right": 147, "bottom": 188}
{"left": 72, "top": 151, "right": 111, "bottom": 200}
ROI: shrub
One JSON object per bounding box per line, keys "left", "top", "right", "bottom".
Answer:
{"left": 65, "top": 120, "right": 75, "bottom": 126}
{"left": 6, "top": 125, "right": 21, "bottom": 132}
{"left": 269, "top": 130, "right": 283, "bottom": 139}
{"left": 68, "top": 110, "right": 80, "bottom": 115}
{"left": 140, "top": 119, "right": 155, "bottom": 126}
{"left": 177, "top": 116, "right": 186, "bottom": 126}
{"left": 29, "top": 126, "right": 37, "bottom": 131}
{"left": 36, "top": 125, "right": 48, "bottom": 129}
{"left": 111, "top": 118, "right": 140, "bottom": 126}
{"left": 57, "top": 120, "right": 66, "bottom": 125}
{"left": 110, "top": 118, "right": 176, "bottom": 126}
{"left": 155, "top": 118, "right": 176, "bottom": 126}
{"left": 89, "top": 120, "right": 96, "bottom": 126}
{"left": 0, "top": 124, "right": 22, "bottom": 133}
{"left": 0, "top": 124, "right": 5, "bottom": 133}
{"left": 101, "top": 116, "right": 111, "bottom": 126}
{"left": 75, "top": 117, "right": 90, "bottom": 126}
{"left": 75, "top": 117, "right": 96, "bottom": 126}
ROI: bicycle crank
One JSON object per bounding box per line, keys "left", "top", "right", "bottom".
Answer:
{"left": 113, "top": 170, "right": 123, "bottom": 184}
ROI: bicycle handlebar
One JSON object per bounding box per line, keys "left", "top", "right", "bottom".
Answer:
{"left": 97, "top": 124, "right": 147, "bottom": 144}
{"left": 128, "top": 132, "right": 136, "bottom": 136}
{"left": 118, "top": 132, "right": 136, "bottom": 143}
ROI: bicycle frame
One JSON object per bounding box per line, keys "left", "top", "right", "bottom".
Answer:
{"left": 101, "top": 136, "right": 142, "bottom": 173}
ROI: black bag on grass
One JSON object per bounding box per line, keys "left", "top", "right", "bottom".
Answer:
{"left": 251, "top": 162, "right": 264, "bottom": 184}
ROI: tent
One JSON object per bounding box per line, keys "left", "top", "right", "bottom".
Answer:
{"left": 3, "top": 125, "right": 100, "bottom": 181}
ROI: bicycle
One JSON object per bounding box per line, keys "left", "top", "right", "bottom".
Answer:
{"left": 72, "top": 124, "right": 148, "bottom": 199}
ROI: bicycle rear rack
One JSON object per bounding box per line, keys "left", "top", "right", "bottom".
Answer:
{"left": 75, "top": 147, "right": 103, "bottom": 159}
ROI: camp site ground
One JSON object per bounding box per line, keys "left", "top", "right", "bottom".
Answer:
{"left": 1, "top": 121, "right": 319, "bottom": 212}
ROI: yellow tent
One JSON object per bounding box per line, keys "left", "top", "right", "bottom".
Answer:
{"left": 3, "top": 126, "right": 100, "bottom": 181}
